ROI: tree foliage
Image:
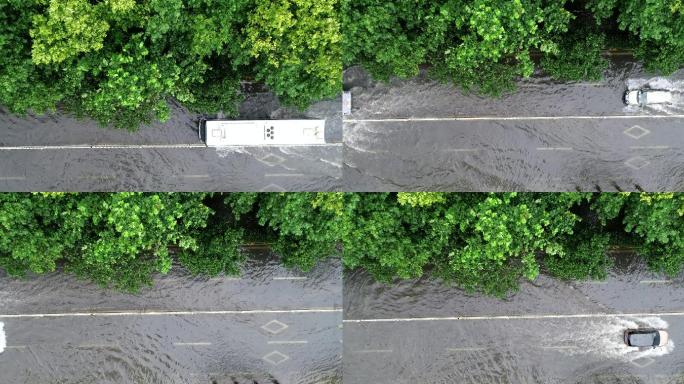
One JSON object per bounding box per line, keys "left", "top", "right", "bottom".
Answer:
{"left": 0, "top": 0, "right": 341, "bottom": 130}
{"left": 1, "top": 193, "right": 683, "bottom": 296}
{"left": 344, "top": 0, "right": 684, "bottom": 94}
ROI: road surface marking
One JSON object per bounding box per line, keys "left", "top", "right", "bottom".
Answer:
{"left": 352, "top": 349, "right": 393, "bottom": 353}
{"left": 442, "top": 148, "right": 480, "bottom": 153}
{"left": 629, "top": 145, "right": 669, "bottom": 150}
{"left": 536, "top": 147, "right": 573, "bottom": 151}
{"left": 0, "top": 322, "right": 4, "bottom": 353}
{"left": 0, "top": 176, "right": 25, "bottom": 180}
{"left": 5, "top": 345, "right": 27, "bottom": 349}
{"left": 267, "top": 340, "right": 308, "bottom": 345}
{"left": 640, "top": 280, "right": 672, "bottom": 284}
{"left": 0, "top": 308, "right": 342, "bottom": 319}
{"left": 264, "top": 173, "right": 305, "bottom": 177}
{"left": 273, "top": 277, "right": 307, "bottom": 281}
{"left": 539, "top": 346, "right": 578, "bottom": 350}
{"left": 344, "top": 311, "right": 684, "bottom": 323}
{"left": 177, "top": 174, "right": 210, "bottom": 178}
{"left": 346, "top": 115, "right": 684, "bottom": 123}
{"left": 173, "top": 342, "right": 212, "bottom": 346}
{"left": 446, "top": 347, "right": 486, "bottom": 352}
{"left": 77, "top": 343, "right": 117, "bottom": 348}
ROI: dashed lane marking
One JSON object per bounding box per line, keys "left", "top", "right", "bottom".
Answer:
{"left": 352, "top": 349, "right": 393, "bottom": 354}
{"left": 267, "top": 340, "right": 308, "bottom": 345}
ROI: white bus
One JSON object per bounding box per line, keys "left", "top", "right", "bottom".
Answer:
{"left": 199, "top": 119, "right": 326, "bottom": 147}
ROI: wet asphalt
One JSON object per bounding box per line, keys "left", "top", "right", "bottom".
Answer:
{"left": 343, "top": 252, "right": 684, "bottom": 384}
{"left": 0, "top": 251, "right": 342, "bottom": 384}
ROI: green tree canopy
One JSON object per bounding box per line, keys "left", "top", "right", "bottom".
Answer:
{"left": 0, "top": 0, "right": 341, "bottom": 130}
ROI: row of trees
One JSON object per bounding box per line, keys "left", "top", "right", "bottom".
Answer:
{"left": 1, "top": 193, "right": 682, "bottom": 296}
{"left": 343, "top": 0, "right": 683, "bottom": 94}
{"left": 0, "top": 0, "right": 341, "bottom": 129}
{"left": 2, "top": 1, "right": 681, "bottom": 129}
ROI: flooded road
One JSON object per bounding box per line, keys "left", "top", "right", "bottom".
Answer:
{"left": 0, "top": 250, "right": 342, "bottom": 384}
{"left": 343, "top": 252, "right": 684, "bottom": 383}
{"left": 0, "top": 93, "right": 342, "bottom": 192}
{"left": 343, "top": 58, "right": 684, "bottom": 191}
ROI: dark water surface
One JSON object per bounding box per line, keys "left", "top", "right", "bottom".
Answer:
{"left": 0, "top": 251, "right": 342, "bottom": 384}
{"left": 0, "top": 93, "right": 342, "bottom": 192}
{"left": 343, "top": 59, "right": 684, "bottom": 191}
{"left": 343, "top": 252, "right": 684, "bottom": 383}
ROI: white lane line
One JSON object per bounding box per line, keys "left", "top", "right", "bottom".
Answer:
{"left": 4, "top": 345, "right": 27, "bottom": 349}
{"left": 346, "top": 115, "right": 684, "bottom": 123}
{"left": 173, "top": 342, "right": 212, "bottom": 346}
{"left": 629, "top": 145, "right": 670, "bottom": 150}
{"left": 0, "top": 308, "right": 342, "bottom": 319}
{"left": 352, "top": 349, "right": 393, "bottom": 354}
{"left": 0, "top": 144, "right": 207, "bottom": 150}
{"left": 536, "top": 147, "right": 573, "bottom": 151}
{"left": 175, "top": 174, "right": 210, "bottom": 178}
{"left": 344, "top": 311, "right": 684, "bottom": 323}
{"left": 77, "top": 343, "right": 118, "bottom": 348}
{"left": 273, "top": 277, "right": 307, "bottom": 281}
{"left": 446, "top": 347, "right": 486, "bottom": 352}
{"left": 442, "top": 148, "right": 480, "bottom": 153}
{"left": 539, "top": 346, "right": 578, "bottom": 350}
{"left": 0, "top": 322, "right": 4, "bottom": 353}
{"left": 267, "top": 340, "right": 308, "bottom": 345}
{"left": 264, "top": 173, "right": 305, "bottom": 177}
{"left": 640, "top": 280, "right": 672, "bottom": 284}
{"left": 0, "top": 176, "right": 26, "bottom": 180}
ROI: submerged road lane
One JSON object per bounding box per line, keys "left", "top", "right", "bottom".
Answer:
{"left": 343, "top": 62, "right": 684, "bottom": 191}
{"left": 0, "top": 93, "right": 342, "bottom": 192}
{"left": 343, "top": 253, "right": 684, "bottom": 383}
{"left": 0, "top": 251, "right": 342, "bottom": 384}
{"left": 344, "top": 116, "right": 684, "bottom": 191}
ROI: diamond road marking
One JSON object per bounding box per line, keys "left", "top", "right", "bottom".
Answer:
{"left": 257, "top": 153, "right": 286, "bottom": 167}
{"left": 261, "top": 320, "right": 289, "bottom": 335}
{"left": 630, "top": 356, "right": 655, "bottom": 368}
{"left": 623, "top": 125, "right": 651, "bottom": 140}
{"left": 624, "top": 156, "right": 650, "bottom": 170}
{"left": 263, "top": 350, "right": 290, "bottom": 366}
{"left": 259, "top": 183, "right": 286, "bottom": 192}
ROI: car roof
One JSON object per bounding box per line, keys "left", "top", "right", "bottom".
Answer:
{"left": 629, "top": 331, "right": 658, "bottom": 347}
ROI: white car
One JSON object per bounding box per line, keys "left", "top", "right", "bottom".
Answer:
{"left": 624, "top": 328, "right": 669, "bottom": 348}
{"left": 624, "top": 89, "right": 673, "bottom": 106}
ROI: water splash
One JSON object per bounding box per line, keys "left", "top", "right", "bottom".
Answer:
{"left": 555, "top": 316, "right": 674, "bottom": 362}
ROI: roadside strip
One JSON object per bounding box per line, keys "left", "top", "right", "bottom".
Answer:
{"left": 344, "top": 311, "right": 684, "bottom": 323}
{"left": 345, "top": 115, "right": 684, "bottom": 123}
{"left": 0, "top": 308, "right": 342, "bottom": 319}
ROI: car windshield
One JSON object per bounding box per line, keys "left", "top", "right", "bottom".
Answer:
{"left": 629, "top": 332, "right": 658, "bottom": 347}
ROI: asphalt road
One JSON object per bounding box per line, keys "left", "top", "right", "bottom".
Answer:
{"left": 343, "top": 60, "right": 684, "bottom": 191}
{"left": 343, "top": 253, "right": 684, "bottom": 384}
{"left": 0, "top": 251, "right": 342, "bottom": 384}
{"left": 0, "top": 94, "right": 342, "bottom": 192}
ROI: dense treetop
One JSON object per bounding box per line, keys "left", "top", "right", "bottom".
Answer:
{"left": 1, "top": 193, "right": 682, "bottom": 296}
{"left": 343, "top": 0, "right": 682, "bottom": 94}
{"left": 0, "top": 0, "right": 341, "bottom": 129}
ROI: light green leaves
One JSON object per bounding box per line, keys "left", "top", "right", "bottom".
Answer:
{"left": 30, "top": 0, "right": 109, "bottom": 65}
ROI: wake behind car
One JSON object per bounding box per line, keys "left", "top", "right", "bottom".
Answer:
{"left": 624, "top": 328, "right": 669, "bottom": 348}
{"left": 623, "top": 89, "right": 673, "bottom": 106}
{"left": 199, "top": 119, "right": 326, "bottom": 147}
